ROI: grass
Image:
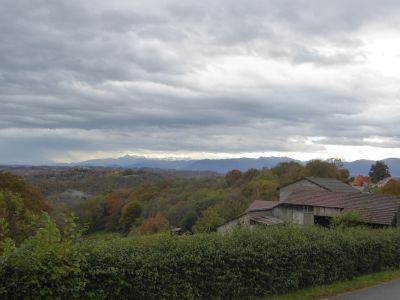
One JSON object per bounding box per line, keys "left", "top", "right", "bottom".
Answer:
{"left": 262, "top": 269, "right": 400, "bottom": 300}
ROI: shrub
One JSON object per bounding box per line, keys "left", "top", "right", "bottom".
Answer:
{"left": 2, "top": 226, "right": 400, "bottom": 299}
{"left": 81, "top": 227, "right": 400, "bottom": 299}
{"left": 330, "top": 211, "right": 365, "bottom": 229}
{"left": 0, "top": 214, "right": 87, "bottom": 299}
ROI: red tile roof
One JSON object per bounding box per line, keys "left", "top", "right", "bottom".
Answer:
{"left": 284, "top": 190, "right": 400, "bottom": 225}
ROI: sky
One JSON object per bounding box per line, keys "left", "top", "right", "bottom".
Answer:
{"left": 1, "top": 0, "right": 400, "bottom": 164}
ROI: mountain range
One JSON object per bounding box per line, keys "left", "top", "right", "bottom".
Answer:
{"left": 70, "top": 155, "right": 400, "bottom": 176}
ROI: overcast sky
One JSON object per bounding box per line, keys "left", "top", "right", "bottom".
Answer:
{"left": 1, "top": 0, "right": 400, "bottom": 164}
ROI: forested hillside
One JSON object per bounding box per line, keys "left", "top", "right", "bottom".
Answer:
{"left": 1, "top": 159, "right": 352, "bottom": 237}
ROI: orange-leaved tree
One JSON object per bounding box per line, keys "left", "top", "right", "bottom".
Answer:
{"left": 353, "top": 175, "right": 365, "bottom": 186}
{"left": 139, "top": 214, "right": 168, "bottom": 234}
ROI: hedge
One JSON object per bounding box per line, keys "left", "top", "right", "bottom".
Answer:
{"left": 1, "top": 226, "right": 400, "bottom": 299}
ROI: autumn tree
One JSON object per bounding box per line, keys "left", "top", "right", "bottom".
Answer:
{"left": 380, "top": 180, "right": 400, "bottom": 195}
{"left": 369, "top": 161, "right": 391, "bottom": 183}
{"left": 353, "top": 175, "right": 365, "bottom": 186}
{"left": 139, "top": 214, "right": 168, "bottom": 234}
{"left": 0, "top": 171, "right": 50, "bottom": 213}
{"left": 104, "top": 192, "right": 124, "bottom": 231}
{"left": 0, "top": 172, "right": 49, "bottom": 244}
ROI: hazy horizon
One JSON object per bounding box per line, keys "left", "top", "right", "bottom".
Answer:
{"left": 2, "top": 153, "right": 400, "bottom": 166}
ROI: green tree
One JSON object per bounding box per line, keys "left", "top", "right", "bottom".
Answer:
{"left": 271, "top": 161, "right": 305, "bottom": 185}
{"left": 70, "top": 195, "right": 107, "bottom": 233}
{"left": 192, "top": 207, "right": 224, "bottom": 233}
{"left": 225, "top": 169, "right": 242, "bottom": 187}
{"left": 179, "top": 210, "right": 198, "bottom": 231}
{"left": 0, "top": 191, "right": 39, "bottom": 244}
{"left": 369, "top": 161, "right": 391, "bottom": 183}
{"left": 119, "top": 200, "right": 142, "bottom": 233}
{"left": 305, "top": 159, "right": 349, "bottom": 181}
{"left": 0, "top": 213, "right": 87, "bottom": 298}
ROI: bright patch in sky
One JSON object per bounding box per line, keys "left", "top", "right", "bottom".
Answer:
{"left": 0, "top": 0, "right": 399, "bottom": 164}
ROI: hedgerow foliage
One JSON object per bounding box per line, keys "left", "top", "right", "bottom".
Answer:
{"left": 2, "top": 226, "right": 400, "bottom": 299}
{"left": 0, "top": 214, "right": 87, "bottom": 299}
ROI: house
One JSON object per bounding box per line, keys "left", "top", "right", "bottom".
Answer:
{"left": 217, "top": 177, "right": 400, "bottom": 233}
{"left": 377, "top": 177, "right": 397, "bottom": 188}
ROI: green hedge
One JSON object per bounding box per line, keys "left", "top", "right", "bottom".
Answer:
{"left": 2, "top": 226, "right": 400, "bottom": 299}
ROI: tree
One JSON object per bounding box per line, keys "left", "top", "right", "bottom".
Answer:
{"left": 179, "top": 210, "right": 198, "bottom": 231}
{"left": 104, "top": 192, "right": 124, "bottom": 231}
{"left": 192, "top": 207, "right": 224, "bottom": 233}
{"left": 353, "top": 175, "right": 365, "bottom": 186}
{"left": 0, "top": 171, "right": 50, "bottom": 213}
{"left": 119, "top": 200, "right": 142, "bottom": 233}
{"left": 139, "top": 214, "right": 168, "bottom": 234}
{"left": 271, "top": 161, "right": 305, "bottom": 185}
{"left": 225, "top": 169, "right": 242, "bottom": 187}
{"left": 305, "top": 159, "right": 349, "bottom": 181}
{"left": 380, "top": 180, "right": 400, "bottom": 195}
{"left": 105, "top": 192, "right": 124, "bottom": 216}
{"left": 70, "top": 195, "right": 107, "bottom": 233}
{"left": 369, "top": 161, "right": 391, "bottom": 183}
{"left": 0, "top": 190, "right": 40, "bottom": 244}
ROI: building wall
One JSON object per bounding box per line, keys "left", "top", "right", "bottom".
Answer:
{"left": 313, "top": 206, "right": 341, "bottom": 218}
{"left": 279, "top": 179, "right": 326, "bottom": 202}
{"left": 217, "top": 214, "right": 251, "bottom": 233}
{"left": 217, "top": 210, "right": 274, "bottom": 233}
{"left": 272, "top": 205, "right": 341, "bottom": 226}
{"left": 272, "top": 205, "right": 313, "bottom": 225}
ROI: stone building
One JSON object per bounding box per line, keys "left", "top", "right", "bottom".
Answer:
{"left": 217, "top": 177, "right": 400, "bottom": 233}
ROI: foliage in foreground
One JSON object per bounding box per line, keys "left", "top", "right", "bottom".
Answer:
{"left": 2, "top": 225, "right": 400, "bottom": 299}
{"left": 0, "top": 214, "right": 86, "bottom": 299}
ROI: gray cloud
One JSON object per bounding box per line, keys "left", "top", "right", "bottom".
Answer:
{"left": 1, "top": 0, "right": 400, "bottom": 163}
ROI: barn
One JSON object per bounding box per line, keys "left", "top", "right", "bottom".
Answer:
{"left": 217, "top": 177, "right": 400, "bottom": 233}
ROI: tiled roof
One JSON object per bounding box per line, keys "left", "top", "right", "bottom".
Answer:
{"left": 247, "top": 200, "right": 279, "bottom": 212}
{"left": 305, "top": 177, "right": 361, "bottom": 193}
{"left": 279, "top": 177, "right": 360, "bottom": 193}
{"left": 377, "top": 177, "right": 397, "bottom": 187}
{"left": 284, "top": 190, "right": 400, "bottom": 226}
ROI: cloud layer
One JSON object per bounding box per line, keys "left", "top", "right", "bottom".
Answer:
{"left": 1, "top": 0, "right": 400, "bottom": 163}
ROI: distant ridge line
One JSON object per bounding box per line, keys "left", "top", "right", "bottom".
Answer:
{"left": 61, "top": 156, "right": 400, "bottom": 176}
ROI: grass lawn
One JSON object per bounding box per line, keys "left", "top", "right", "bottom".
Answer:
{"left": 261, "top": 269, "right": 400, "bottom": 300}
